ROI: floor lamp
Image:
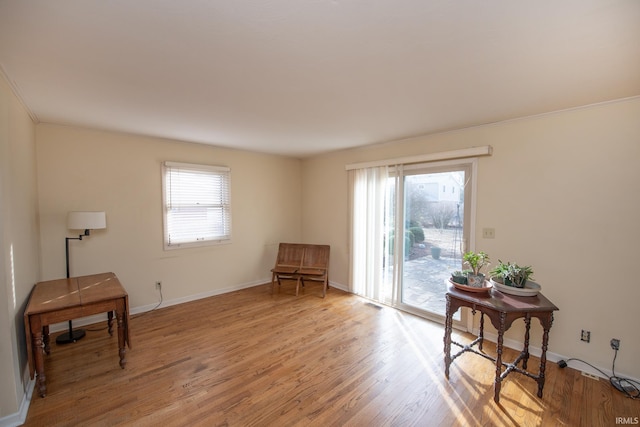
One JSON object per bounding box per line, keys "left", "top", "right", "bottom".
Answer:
{"left": 57, "top": 211, "right": 107, "bottom": 345}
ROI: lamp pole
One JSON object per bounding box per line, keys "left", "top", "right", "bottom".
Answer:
{"left": 56, "top": 229, "right": 91, "bottom": 344}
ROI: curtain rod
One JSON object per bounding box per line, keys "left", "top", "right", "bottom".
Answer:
{"left": 345, "top": 145, "right": 492, "bottom": 170}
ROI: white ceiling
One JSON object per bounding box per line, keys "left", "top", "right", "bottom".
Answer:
{"left": 1, "top": 1, "right": 639, "bottom": 157}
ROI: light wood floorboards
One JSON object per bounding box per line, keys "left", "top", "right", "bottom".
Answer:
{"left": 23, "top": 283, "right": 639, "bottom": 426}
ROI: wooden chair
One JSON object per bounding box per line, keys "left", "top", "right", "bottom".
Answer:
{"left": 271, "top": 243, "right": 305, "bottom": 292}
{"left": 296, "top": 245, "right": 330, "bottom": 298}
{"left": 271, "top": 243, "right": 330, "bottom": 297}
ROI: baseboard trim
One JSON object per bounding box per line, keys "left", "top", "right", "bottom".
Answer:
{"left": 0, "top": 376, "right": 34, "bottom": 427}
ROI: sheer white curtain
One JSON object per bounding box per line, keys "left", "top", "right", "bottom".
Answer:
{"left": 349, "top": 165, "right": 397, "bottom": 303}
{"left": 347, "top": 146, "right": 491, "bottom": 307}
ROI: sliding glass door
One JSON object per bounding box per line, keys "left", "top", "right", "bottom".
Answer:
{"left": 350, "top": 158, "right": 476, "bottom": 325}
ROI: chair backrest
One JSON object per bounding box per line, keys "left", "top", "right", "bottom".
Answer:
{"left": 301, "top": 245, "right": 330, "bottom": 270}
{"left": 275, "top": 243, "right": 306, "bottom": 268}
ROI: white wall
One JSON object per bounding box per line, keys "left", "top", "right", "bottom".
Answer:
{"left": 301, "top": 97, "right": 640, "bottom": 379}
{"left": 36, "top": 124, "right": 302, "bottom": 309}
{"left": 0, "top": 73, "right": 40, "bottom": 420}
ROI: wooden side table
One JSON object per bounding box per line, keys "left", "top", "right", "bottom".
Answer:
{"left": 24, "top": 272, "right": 131, "bottom": 397}
{"left": 443, "top": 284, "right": 558, "bottom": 403}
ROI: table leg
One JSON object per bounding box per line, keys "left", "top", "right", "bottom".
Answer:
{"left": 444, "top": 295, "right": 453, "bottom": 379}
{"left": 116, "top": 301, "right": 127, "bottom": 369}
{"left": 522, "top": 314, "right": 531, "bottom": 370}
{"left": 107, "top": 311, "right": 114, "bottom": 336}
{"left": 494, "top": 311, "right": 506, "bottom": 403}
{"left": 537, "top": 313, "right": 554, "bottom": 398}
{"left": 478, "top": 312, "right": 484, "bottom": 351}
{"left": 43, "top": 326, "right": 51, "bottom": 355}
{"left": 32, "top": 329, "right": 47, "bottom": 397}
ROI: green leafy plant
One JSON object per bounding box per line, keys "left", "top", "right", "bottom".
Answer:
{"left": 405, "top": 230, "right": 415, "bottom": 248}
{"left": 489, "top": 260, "right": 534, "bottom": 288}
{"left": 408, "top": 226, "right": 425, "bottom": 243}
{"left": 462, "top": 251, "right": 490, "bottom": 275}
{"left": 450, "top": 270, "right": 472, "bottom": 284}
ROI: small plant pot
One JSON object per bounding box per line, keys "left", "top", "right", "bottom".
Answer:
{"left": 505, "top": 277, "right": 527, "bottom": 288}
{"left": 467, "top": 273, "right": 485, "bottom": 288}
{"left": 431, "top": 247, "right": 441, "bottom": 259}
{"left": 451, "top": 274, "right": 467, "bottom": 285}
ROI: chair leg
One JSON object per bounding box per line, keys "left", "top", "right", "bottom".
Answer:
{"left": 295, "top": 276, "right": 301, "bottom": 296}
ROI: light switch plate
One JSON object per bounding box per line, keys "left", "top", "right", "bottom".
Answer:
{"left": 482, "top": 228, "right": 495, "bottom": 239}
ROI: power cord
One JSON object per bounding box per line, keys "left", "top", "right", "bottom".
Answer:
{"left": 558, "top": 350, "right": 639, "bottom": 399}
{"left": 610, "top": 349, "right": 639, "bottom": 399}
{"left": 131, "top": 286, "right": 164, "bottom": 319}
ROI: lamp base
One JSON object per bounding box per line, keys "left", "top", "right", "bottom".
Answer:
{"left": 55, "top": 329, "right": 86, "bottom": 344}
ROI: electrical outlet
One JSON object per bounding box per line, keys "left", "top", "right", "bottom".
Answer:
{"left": 581, "top": 330, "right": 590, "bottom": 342}
{"left": 610, "top": 338, "right": 620, "bottom": 350}
{"left": 155, "top": 281, "right": 162, "bottom": 290}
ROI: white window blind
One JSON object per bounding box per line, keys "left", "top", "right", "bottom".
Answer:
{"left": 162, "top": 161, "right": 231, "bottom": 249}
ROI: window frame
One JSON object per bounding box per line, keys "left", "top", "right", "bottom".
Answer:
{"left": 161, "top": 161, "right": 232, "bottom": 250}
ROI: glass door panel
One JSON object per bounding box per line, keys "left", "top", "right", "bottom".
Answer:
{"left": 400, "top": 165, "right": 470, "bottom": 319}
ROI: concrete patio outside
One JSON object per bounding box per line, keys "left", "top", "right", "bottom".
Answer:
{"left": 402, "top": 227, "right": 465, "bottom": 315}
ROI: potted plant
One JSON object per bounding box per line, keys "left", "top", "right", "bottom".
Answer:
{"left": 431, "top": 246, "right": 442, "bottom": 259}
{"left": 489, "top": 260, "right": 533, "bottom": 288}
{"left": 463, "top": 251, "right": 490, "bottom": 287}
{"left": 450, "top": 270, "right": 470, "bottom": 284}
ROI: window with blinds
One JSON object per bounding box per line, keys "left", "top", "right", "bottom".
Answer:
{"left": 162, "top": 161, "right": 231, "bottom": 249}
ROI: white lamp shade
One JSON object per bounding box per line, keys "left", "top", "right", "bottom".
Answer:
{"left": 67, "top": 211, "right": 107, "bottom": 230}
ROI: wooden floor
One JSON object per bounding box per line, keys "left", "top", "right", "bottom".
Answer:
{"left": 23, "top": 283, "right": 638, "bottom": 426}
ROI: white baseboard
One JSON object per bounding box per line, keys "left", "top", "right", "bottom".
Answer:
{"left": 0, "top": 376, "right": 34, "bottom": 427}
{"left": 328, "top": 280, "right": 349, "bottom": 292}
